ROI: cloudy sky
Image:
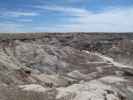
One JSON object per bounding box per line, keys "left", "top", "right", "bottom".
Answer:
{"left": 0, "top": 0, "right": 133, "bottom": 32}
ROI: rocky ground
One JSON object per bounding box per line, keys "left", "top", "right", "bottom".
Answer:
{"left": 0, "top": 33, "right": 133, "bottom": 100}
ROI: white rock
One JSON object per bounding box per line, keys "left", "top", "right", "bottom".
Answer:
{"left": 99, "top": 76, "right": 126, "bottom": 84}
{"left": 18, "top": 84, "right": 47, "bottom": 92}
{"left": 56, "top": 80, "right": 124, "bottom": 100}
{"left": 67, "top": 70, "right": 87, "bottom": 79}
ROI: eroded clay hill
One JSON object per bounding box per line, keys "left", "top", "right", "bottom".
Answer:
{"left": 0, "top": 33, "right": 133, "bottom": 100}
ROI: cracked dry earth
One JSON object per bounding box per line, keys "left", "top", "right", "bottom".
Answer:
{"left": 0, "top": 33, "right": 133, "bottom": 100}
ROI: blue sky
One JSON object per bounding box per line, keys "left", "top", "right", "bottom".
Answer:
{"left": 0, "top": 0, "right": 133, "bottom": 32}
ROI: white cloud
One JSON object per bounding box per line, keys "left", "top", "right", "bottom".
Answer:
{"left": 1, "top": 6, "right": 133, "bottom": 32}
{"left": 36, "top": 5, "right": 90, "bottom": 16}
{"left": 19, "top": 19, "right": 33, "bottom": 22}
{"left": 0, "top": 22, "right": 25, "bottom": 32}
{"left": 3, "top": 11, "right": 39, "bottom": 17}
{"left": 35, "top": 6, "right": 133, "bottom": 32}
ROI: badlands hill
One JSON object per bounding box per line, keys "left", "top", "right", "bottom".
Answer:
{"left": 0, "top": 32, "right": 133, "bottom": 100}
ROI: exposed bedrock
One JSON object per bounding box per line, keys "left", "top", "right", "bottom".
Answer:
{"left": 0, "top": 33, "right": 133, "bottom": 100}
